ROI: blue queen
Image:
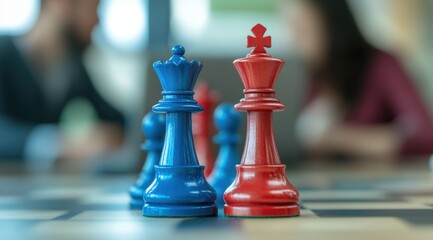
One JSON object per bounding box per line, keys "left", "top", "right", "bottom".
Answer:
{"left": 142, "top": 45, "right": 217, "bottom": 217}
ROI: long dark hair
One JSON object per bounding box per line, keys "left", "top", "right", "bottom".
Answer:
{"left": 308, "top": 0, "right": 375, "bottom": 108}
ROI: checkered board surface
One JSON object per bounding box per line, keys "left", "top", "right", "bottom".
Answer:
{"left": 1, "top": 169, "right": 433, "bottom": 240}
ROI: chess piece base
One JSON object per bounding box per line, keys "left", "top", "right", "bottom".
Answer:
{"left": 143, "top": 165, "right": 217, "bottom": 217}
{"left": 129, "top": 199, "right": 144, "bottom": 210}
{"left": 129, "top": 186, "right": 145, "bottom": 210}
{"left": 143, "top": 203, "right": 217, "bottom": 217}
{"left": 223, "top": 165, "right": 300, "bottom": 217}
{"left": 129, "top": 157, "right": 159, "bottom": 210}
{"left": 224, "top": 203, "right": 300, "bottom": 217}
{"left": 208, "top": 175, "right": 234, "bottom": 208}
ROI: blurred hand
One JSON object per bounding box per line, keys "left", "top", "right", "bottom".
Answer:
{"left": 316, "top": 125, "right": 401, "bottom": 159}
{"left": 58, "top": 123, "right": 124, "bottom": 167}
{"left": 296, "top": 94, "right": 341, "bottom": 147}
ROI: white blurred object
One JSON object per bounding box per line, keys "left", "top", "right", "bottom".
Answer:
{"left": 295, "top": 95, "right": 342, "bottom": 147}
{"left": 99, "top": 0, "right": 148, "bottom": 51}
{"left": 84, "top": 46, "right": 147, "bottom": 114}
{"left": 60, "top": 98, "right": 98, "bottom": 140}
{"left": 429, "top": 155, "right": 433, "bottom": 171}
{"left": 348, "top": 0, "right": 393, "bottom": 50}
{"left": 0, "top": 0, "right": 39, "bottom": 34}
{"left": 171, "top": 0, "right": 210, "bottom": 40}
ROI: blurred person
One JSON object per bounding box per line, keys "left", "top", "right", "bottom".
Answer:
{"left": 290, "top": 0, "right": 433, "bottom": 159}
{"left": 0, "top": 0, "right": 125, "bottom": 167}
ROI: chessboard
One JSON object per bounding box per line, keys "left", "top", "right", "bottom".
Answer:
{"left": 1, "top": 165, "right": 433, "bottom": 240}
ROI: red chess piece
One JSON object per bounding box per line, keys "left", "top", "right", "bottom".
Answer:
{"left": 193, "top": 82, "right": 219, "bottom": 177}
{"left": 224, "top": 23, "right": 300, "bottom": 217}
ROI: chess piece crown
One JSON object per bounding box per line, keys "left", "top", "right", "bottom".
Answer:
{"left": 234, "top": 23, "right": 285, "bottom": 112}
{"left": 153, "top": 45, "right": 203, "bottom": 113}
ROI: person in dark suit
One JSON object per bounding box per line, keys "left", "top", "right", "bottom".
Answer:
{"left": 0, "top": 0, "right": 125, "bottom": 166}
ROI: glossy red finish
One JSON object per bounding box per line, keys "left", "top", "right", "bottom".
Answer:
{"left": 224, "top": 24, "right": 300, "bottom": 217}
{"left": 247, "top": 23, "right": 271, "bottom": 54}
{"left": 193, "top": 82, "right": 219, "bottom": 177}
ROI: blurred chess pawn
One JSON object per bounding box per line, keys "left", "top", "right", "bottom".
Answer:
{"left": 129, "top": 112, "right": 165, "bottom": 209}
{"left": 208, "top": 103, "right": 241, "bottom": 207}
{"left": 193, "top": 82, "right": 219, "bottom": 177}
{"left": 429, "top": 155, "right": 433, "bottom": 171}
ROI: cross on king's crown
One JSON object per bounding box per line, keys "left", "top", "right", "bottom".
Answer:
{"left": 247, "top": 23, "right": 271, "bottom": 54}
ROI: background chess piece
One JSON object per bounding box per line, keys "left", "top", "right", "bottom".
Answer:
{"left": 193, "top": 82, "right": 219, "bottom": 177}
{"left": 129, "top": 112, "right": 165, "bottom": 209}
{"left": 208, "top": 103, "right": 241, "bottom": 207}
{"left": 224, "top": 24, "right": 300, "bottom": 217}
{"left": 142, "top": 45, "right": 217, "bottom": 217}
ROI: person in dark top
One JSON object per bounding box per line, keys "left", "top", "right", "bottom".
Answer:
{"left": 290, "top": 0, "right": 433, "bottom": 158}
{"left": 0, "top": 0, "right": 125, "bottom": 165}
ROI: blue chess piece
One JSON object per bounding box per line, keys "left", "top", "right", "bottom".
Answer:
{"left": 142, "top": 45, "right": 217, "bottom": 217}
{"left": 129, "top": 112, "right": 165, "bottom": 209}
{"left": 208, "top": 104, "right": 241, "bottom": 207}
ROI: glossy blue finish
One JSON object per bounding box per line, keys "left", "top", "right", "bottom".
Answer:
{"left": 208, "top": 104, "right": 241, "bottom": 207}
{"left": 129, "top": 113, "right": 165, "bottom": 209}
{"left": 143, "top": 45, "right": 217, "bottom": 217}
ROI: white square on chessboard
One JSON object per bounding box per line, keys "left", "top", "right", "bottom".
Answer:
{"left": 302, "top": 202, "right": 433, "bottom": 210}
{"left": 241, "top": 218, "right": 415, "bottom": 240}
{"left": 28, "top": 187, "right": 102, "bottom": 199}
{"left": 379, "top": 180, "right": 433, "bottom": 193}
{"left": 300, "top": 190, "right": 386, "bottom": 200}
{"left": 242, "top": 217, "right": 410, "bottom": 232}
{"left": 0, "top": 196, "right": 21, "bottom": 203}
{"left": 297, "top": 209, "right": 319, "bottom": 218}
{"left": 405, "top": 196, "right": 433, "bottom": 205}
{"left": 71, "top": 210, "right": 143, "bottom": 221}
{"left": 32, "top": 220, "right": 180, "bottom": 240}
{"left": 79, "top": 193, "right": 129, "bottom": 205}
{"left": 0, "top": 210, "right": 66, "bottom": 220}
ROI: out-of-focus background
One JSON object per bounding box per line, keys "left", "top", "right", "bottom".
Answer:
{"left": 0, "top": 0, "right": 432, "bottom": 173}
